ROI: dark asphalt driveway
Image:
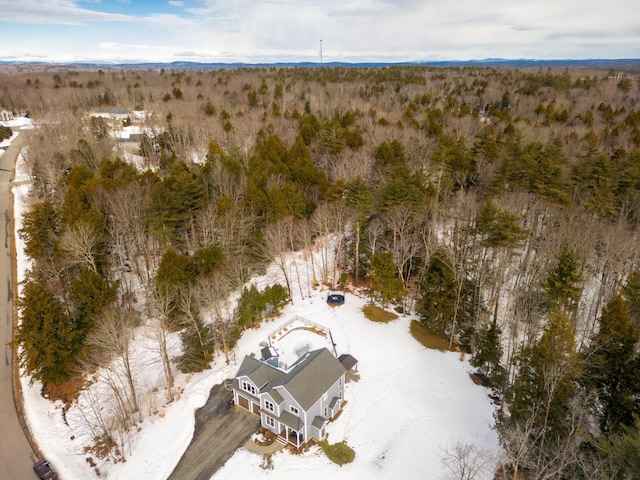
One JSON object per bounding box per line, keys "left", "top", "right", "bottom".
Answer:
{"left": 168, "top": 382, "right": 260, "bottom": 480}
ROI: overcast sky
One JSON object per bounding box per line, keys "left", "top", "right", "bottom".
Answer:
{"left": 1, "top": 0, "right": 638, "bottom": 64}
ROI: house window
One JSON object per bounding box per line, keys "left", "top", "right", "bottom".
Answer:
{"left": 266, "top": 416, "right": 275, "bottom": 428}
{"left": 339, "top": 377, "right": 342, "bottom": 386}
{"left": 324, "top": 407, "right": 328, "bottom": 418}
{"left": 265, "top": 400, "right": 275, "bottom": 412}
{"left": 242, "top": 381, "right": 256, "bottom": 395}
{"left": 290, "top": 406, "right": 299, "bottom": 415}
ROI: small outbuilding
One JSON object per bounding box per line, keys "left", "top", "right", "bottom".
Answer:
{"left": 0, "top": 109, "right": 13, "bottom": 122}
{"left": 260, "top": 345, "right": 279, "bottom": 368}
{"left": 338, "top": 353, "right": 359, "bottom": 372}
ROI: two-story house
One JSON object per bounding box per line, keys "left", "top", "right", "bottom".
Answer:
{"left": 232, "top": 348, "right": 355, "bottom": 450}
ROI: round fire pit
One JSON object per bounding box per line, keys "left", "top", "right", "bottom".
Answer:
{"left": 327, "top": 293, "right": 345, "bottom": 306}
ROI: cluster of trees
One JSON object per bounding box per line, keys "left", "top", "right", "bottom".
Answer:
{"left": 6, "top": 64, "right": 640, "bottom": 472}
{"left": 0, "top": 124, "right": 11, "bottom": 141}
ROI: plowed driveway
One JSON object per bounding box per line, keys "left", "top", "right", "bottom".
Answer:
{"left": 168, "top": 383, "right": 260, "bottom": 480}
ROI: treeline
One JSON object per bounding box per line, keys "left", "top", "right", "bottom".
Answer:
{"left": 7, "top": 65, "right": 640, "bottom": 474}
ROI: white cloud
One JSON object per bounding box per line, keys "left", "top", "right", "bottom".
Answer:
{"left": 0, "top": 0, "right": 133, "bottom": 25}
{"left": 99, "top": 42, "right": 155, "bottom": 51}
{"left": 142, "top": 13, "right": 195, "bottom": 28}
{"left": 0, "top": 0, "right": 638, "bottom": 62}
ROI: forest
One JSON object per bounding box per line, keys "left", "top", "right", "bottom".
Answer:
{"left": 2, "top": 63, "right": 640, "bottom": 478}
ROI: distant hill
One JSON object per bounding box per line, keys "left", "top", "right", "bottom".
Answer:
{"left": 1, "top": 58, "right": 640, "bottom": 70}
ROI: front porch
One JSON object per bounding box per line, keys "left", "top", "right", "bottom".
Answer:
{"left": 277, "top": 425, "right": 306, "bottom": 451}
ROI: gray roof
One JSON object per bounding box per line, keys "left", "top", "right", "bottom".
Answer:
{"left": 311, "top": 415, "right": 327, "bottom": 429}
{"left": 338, "top": 353, "right": 358, "bottom": 371}
{"left": 276, "top": 409, "right": 304, "bottom": 431}
{"left": 270, "top": 349, "right": 346, "bottom": 411}
{"left": 235, "top": 355, "right": 283, "bottom": 389}
{"left": 236, "top": 348, "right": 347, "bottom": 411}
{"left": 267, "top": 389, "right": 284, "bottom": 405}
{"left": 96, "top": 106, "right": 131, "bottom": 115}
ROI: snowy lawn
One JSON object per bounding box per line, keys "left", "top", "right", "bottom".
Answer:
{"left": 10, "top": 129, "right": 500, "bottom": 480}
{"left": 211, "top": 292, "right": 501, "bottom": 480}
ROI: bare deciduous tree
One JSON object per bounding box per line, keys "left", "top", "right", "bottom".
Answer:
{"left": 263, "top": 217, "right": 294, "bottom": 300}
{"left": 148, "top": 285, "right": 178, "bottom": 401}
{"left": 86, "top": 305, "right": 140, "bottom": 415}
{"left": 59, "top": 221, "right": 101, "bottom": 273}
{"left": 196, "top": 272, "right": 235, "bottom": 364}
{"left": 440, "top": 440, "right": 497, "bottom": 480}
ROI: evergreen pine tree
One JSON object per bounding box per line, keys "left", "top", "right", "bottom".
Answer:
{"left": 510, "top": 310, "right": 580, "bottom": 438}
{"left": 584, "top": 294, "right": 640, "bottom": 433}
{"left": 147, "top": 161, "right": 207, "bottom": 242}
{"left": 378, "top": 164, "right": 429, "bottom": 212}
{"left": 542, "top": 245, "right": 583, "bottom": 314}
{"left": 623, "top": 270, "right": 640, "bottom": 321}
{"left": 417, "top": 256, "right": 458, "bottom": 335}
{"left": 367, "top": 252, "right": 405, "bottom": 308}
{"left": 475, "top": 199, "right": 527, "bottom": 249}
{"left": 593, "top": 415, "right": 640, "bottom": 479}
{"left": 417, "top": 254, "right": 476, "bottom": 347}
{"left": 344, "top": 176, "right": 373, "bottom": 285}
{"left": 473, "top": 321, "right": 506, "bottom": 390}
{"left": 70, "top": 265, "right": 118, "bottom": 334}
{"left": 16, "top": 280, "right": 80, "bottom": 384}
{"left": 176, "top": 315, "right": 216, "bottom": 373}
{"left": 19, "top": 199, "right": 60, "bottom": 264}
{"left": 236, "top": 285, "right": 264, "bottom": 328}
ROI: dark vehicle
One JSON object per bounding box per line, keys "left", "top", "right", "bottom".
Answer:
{"left": 33, "top": 459, "right": 58, "bottom": 480}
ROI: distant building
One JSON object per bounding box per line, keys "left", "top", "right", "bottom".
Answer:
{"left": 91, "top": 107, "right": 132, "bottom": 120}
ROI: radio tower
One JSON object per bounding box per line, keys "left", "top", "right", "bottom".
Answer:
{"left": 320, "top": 39, "right": 323, "bottom": 67}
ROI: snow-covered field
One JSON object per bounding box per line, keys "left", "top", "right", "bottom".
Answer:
{"left": 214, "top": 295, "right": 501, "bottom": 480}
{"left": 9, "top": 126, "right": 500, "bottom": 480}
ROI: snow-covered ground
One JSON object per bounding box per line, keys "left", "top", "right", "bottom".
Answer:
{"left": 0, "top": 115, "right": 34, "bottom": 158}
{"left": 214, "top": 295, "right": 501, "bottom": 480}
{"left": 9, "top": 128, "right": 501, "bottom": 480}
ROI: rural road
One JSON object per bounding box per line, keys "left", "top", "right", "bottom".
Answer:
{"left": 0, "top": 131, "right": 39, "bottom": 480}
{"left": 168, "top": 383, "right": 260, "bottom": 480}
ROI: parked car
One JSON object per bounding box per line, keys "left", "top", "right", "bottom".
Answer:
{"left": 33, "top": 459, "right": 58, "bottom": 479}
